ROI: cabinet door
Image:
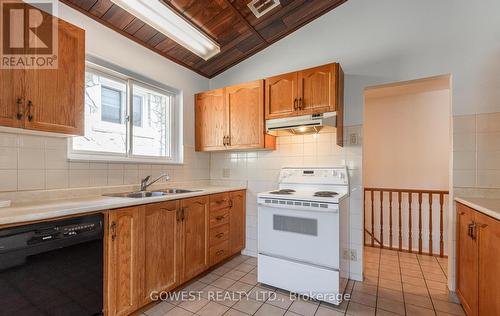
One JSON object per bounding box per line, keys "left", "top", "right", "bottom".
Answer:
{"left": 108, "top": 206, "right": 144, "bottom": 316}
{"left": 476, "top": 212, "right": 500, "bottom": 316}
{"left": 456, "top": 203, "right": 478, "bottom": 316}
{"left": 226, "top": 80, "right": 264, "bottom": 149}
{"left": 143, "top": 201, "right": 180, "bottom": 304}
{"left": 229, "top": 190, "right": 246, "bottom": 255}
{"left": 24, "top": 17, "right": 84, "bottom": 135}
{"left": 265, "top": 72, "right": 298, "bottom": 119}
{"left": 195, "top": 89, "right": 227, "bottom": 151}
{"left": 298, "top": 63, "right": 338, "bottom": 114}
{"left": 0, "top": 68, "right": 24, "bottom": 128}
{"left": 181, "top": 196, "right": 209, "bottom": 282}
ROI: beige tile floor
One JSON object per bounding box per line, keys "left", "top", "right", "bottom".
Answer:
{"left": 140, "top": 247, "right": 464, "bottom": 316}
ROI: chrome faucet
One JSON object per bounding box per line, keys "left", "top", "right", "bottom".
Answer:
{"left": 140, "top": 173, "right": 170, "bottom": 191}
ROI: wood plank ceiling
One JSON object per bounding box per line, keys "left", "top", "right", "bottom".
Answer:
{"left": 61, "top": 0, "right": 347, "bottom": 78}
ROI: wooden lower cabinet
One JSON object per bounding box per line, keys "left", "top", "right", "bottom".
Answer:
{"left": 456, "top": 202, "right": 500, "bottom": 316}
{"left": 180, "top": 196, "right": 209, "bottom": 282}
{"left": 143, "top": 201, "right": 180, "bottom": 304}
{"left": 106, "top": 190, "right": 246, "bottom": 316}
{"left": 229, "top": 191, "right": 246, "bottom": 254}
{"left": 107, "top": 206, "right": 145, "bottom": 316}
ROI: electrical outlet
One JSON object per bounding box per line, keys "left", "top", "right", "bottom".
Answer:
{"left": 222, "top": 168, "right": 230, "bottom": 178}
{"left": 349, "top": 133, "right": 358, "bottom": 145}
{"left": 342, "top": 249, "right": 350, "bottom": 260}
{"left": 349, "top": 249, "right": 358, "bottom": 261}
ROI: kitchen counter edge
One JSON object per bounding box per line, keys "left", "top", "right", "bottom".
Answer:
{"left": 455, "top": 197, "right": 500, "bottom": 221}
{"left": 0, "top": 186, "right": 247, "bottom": 226}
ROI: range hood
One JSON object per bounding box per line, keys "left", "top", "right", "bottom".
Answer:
{"left": 266, "top": 112, "right": 337, "bottom": 135}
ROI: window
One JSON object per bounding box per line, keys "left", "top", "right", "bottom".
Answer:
{"left": 101, "top": 86, "right": 124, "bottom": 124}
{"left": 70, "top": 63, "right": 181, "bottom": 164}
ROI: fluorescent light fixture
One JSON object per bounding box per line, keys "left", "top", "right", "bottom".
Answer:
{"left": 110, "top": 0, "right": 220, "bottom": 60}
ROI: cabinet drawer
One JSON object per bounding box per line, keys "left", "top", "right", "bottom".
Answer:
{"left": 210, "top": 224, "right": 229, "bottom": 246}
{"left": 210, "top": 193, "right": 231, "bottom": 211}
{"left": 209, "top": 208, "right": 229, "bottom": 228}
{"left": 209, "top": 240, "right": 230, "bottom": 266}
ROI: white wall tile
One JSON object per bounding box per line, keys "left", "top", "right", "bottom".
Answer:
{"left": 0, "top": 170, "right": 17, "bottom": 191}
{"left": 46, "top": 170, "right": 69, "bottom": 189}
{"left": 18, "top": 170, "right": 45, "bottom": 190}
{"left": 0, "top": 133, "right": 19, "bottom": 147}
{"left": 0, "top": 147, "right": 18, "bottom": 169}
{"left": 19, "top": 148, "right": 45, "bottom": 169}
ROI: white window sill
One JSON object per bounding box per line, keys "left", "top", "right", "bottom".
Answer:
{"left": 68, "top": 153, "right": 183, "bottom": 165}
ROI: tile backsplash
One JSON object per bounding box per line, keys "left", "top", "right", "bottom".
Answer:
{"left": 0, "top": 132, "right": 210, "bottom": 192}
{"left": 453, "top": 112, "right": 500, "bottom": 188}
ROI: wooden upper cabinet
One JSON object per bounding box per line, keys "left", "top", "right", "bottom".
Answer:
{"left": 195, "top": 89, "right": 227, "bottom": 151}
{"left": 265, "top": 72, "right": 298, "bottom": 119}
{"left": 143, "top": 201, "right": 180, "bottom": 304}
{"left": 298, "top": 63, "right": 339, "bottom": 114}
{"left": 24, "top": 18, "right": 85, "bottom": 135}
{"left": 264, "top": 63, "right": 344, "bottom": 121}
{"left": 226, "top": 80, "right": 265, "bottom": 149}
{"left": 456, "top": 203, "right": 477, "bottom": 316}
{"left": 476, "top": 211, "right": 500, "bottom": 315}
{"left": 229, "top": 190, "right": 246, "bottom": 255}
{"left": 195, "top": 81, "right": 275, "bottom": 152}
{"left": 0, "top": 68, "right": 24, "bottom": 128}
{"left": 180, "top": 196, "right": 209, "bottom": 282}
{"left": 107, "top": 206, "right": 144, "bottom": 316}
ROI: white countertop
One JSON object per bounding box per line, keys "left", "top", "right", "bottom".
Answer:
{"left": 455, "top": 197, "right": 500, "bottom": 221}
{"left": 0, "top": 185, "right": 246, "bottom": 226}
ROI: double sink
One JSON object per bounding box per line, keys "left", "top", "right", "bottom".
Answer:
{"left": 104, "top": 188, "right": 202, "bottom": 198}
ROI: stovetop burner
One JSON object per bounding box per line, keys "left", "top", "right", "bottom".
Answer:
{"left": 313, "top": 191, "right": 339, "bottom": 197}
{"left": 269, "top": 189, "right": 296, "bottom": 195}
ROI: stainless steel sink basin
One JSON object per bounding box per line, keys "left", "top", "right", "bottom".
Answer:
{"left": 103, "top": 191, "right": 168, "bottom": 198}
{"left": 159, "top": 188, "right": 201, "bottom": 194}
{"left": 103, "top": 188, "right": 202, "bottom": 198}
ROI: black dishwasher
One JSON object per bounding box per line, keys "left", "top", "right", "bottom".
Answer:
{"left": 0, "top": 214, "right": 104, "bottom": 316}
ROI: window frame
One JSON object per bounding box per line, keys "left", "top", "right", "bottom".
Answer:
{"left": 68, "top": 60, "right": 183, "bottom": 164}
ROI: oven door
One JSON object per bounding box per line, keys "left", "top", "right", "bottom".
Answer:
{"left": 258, "top": 204, "right": 340, "bottom": 269}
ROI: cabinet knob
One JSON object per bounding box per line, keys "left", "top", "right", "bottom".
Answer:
{"left": 110, "top": 221, "right": 117, "bottom": 241}
{"left": 298, "top": 97, "right": 303, "bottom": 110}
{"left": 27, "top": 100, "right": 34, "bottom": 122}
{"left": 216, "top": 215, "right": 225, "bottom": 221}
{"left": 216, "top": 250, "right": 225, "bottom": 256}
{"left": 216, "top": 233, "right": 224, "bottom": 238}
{"left": 294, "top": 98, "right": 298, "bottom": 110}
{"left": 16, "top": 98, "right": 23, "bottom": 120}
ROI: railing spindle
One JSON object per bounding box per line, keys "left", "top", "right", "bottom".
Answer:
{"left": 418, "top": 192, "right": 423, "bottom": 254}
{"left": 389, "top": 191, "right": 393, "bottom": 250}
{"left": 408, "top": 192, "right": 413, "bottom": 253}
{"left": 363, "top": 190, "right": 366, "bottom": 246}
{"left": 398, "top": 191, "right": 402, "bottom": 251}
{"left": 429, "top": 193, "right": 433, "bottom": 255}
{"left": 371, "top": 190, "right": 375, "bottom": 247}
{"left": 380, "top": 190, "right": 384, "bottom": 249}
{"left": 439, "top": 193, "right": 444, "bottom": 257}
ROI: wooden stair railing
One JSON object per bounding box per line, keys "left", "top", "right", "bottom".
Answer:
{"left": 364, "top": 187, "right": 448, "bottom": 257}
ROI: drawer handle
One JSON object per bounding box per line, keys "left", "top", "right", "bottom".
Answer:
{"left": 216, "top": 233, "right": 224, "bottom": 238}
{"left": 161, "top": 208, "right": 176, "bottom": 212}
{"left": 215, "top": 199, "right": 227, "bottom": 204}
{"left": 110, "top": 221, "right": 117, "bottom": 241}
{"left": 216, "top": 250, "right": 225, "bottom": 256}
{"left": 216, "top": 215, "right": 225, "bottom": 221}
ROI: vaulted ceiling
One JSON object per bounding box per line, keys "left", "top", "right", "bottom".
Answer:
{"left": 61, "top": 0, "right": 347, "bottom": 78}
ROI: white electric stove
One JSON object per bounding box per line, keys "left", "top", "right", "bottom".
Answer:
{"left": 257, "top": 167, "right": 350, "bottom": 305}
